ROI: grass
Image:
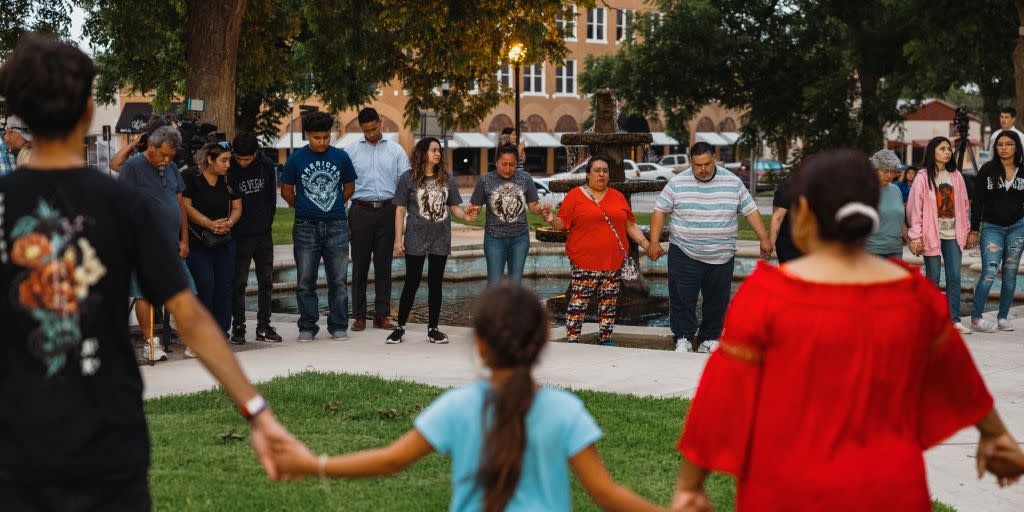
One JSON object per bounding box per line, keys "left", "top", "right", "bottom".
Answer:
{"left": 272, "top": 207, "right": 771, "bottom": 246}
{"left": 147, "top": 372, "right": 955, "bottom": 511}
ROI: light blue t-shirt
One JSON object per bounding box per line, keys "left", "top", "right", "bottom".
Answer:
{"left": 414, "top": 380, "right": 603, "bottom": 512}
{"left": 280, "top": 146, "right": 358, "bottom": 221}
{"left": 866, "top": 183, "right": 905, "bottom": 256}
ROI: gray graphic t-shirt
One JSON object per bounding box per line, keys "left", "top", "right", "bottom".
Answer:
{"left": 394, "top": 171, "right": 462, "bottom": 256}
{"left": 470, "top": 170, "right": 539, "bottom": 239}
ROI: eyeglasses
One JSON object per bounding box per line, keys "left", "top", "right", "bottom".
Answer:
{"left": 995, "top": 142, "right": 1016, "bottom": 149}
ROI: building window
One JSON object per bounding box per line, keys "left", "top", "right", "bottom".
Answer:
{"left": 587, "top": 8, "right": 606, "bottom": 42}
{"left": 556, "top": 5, "right": 577, "bottom": 41}
{"left": 617, "top": 9, "right": 634, "bottom": 43}
{"left": 555, "top": 60, "right": 576, "bottom": 95}
{"left": 497, "top": 65, "right": 512, "bottom": 88}
{"left": 523, "top": 64, "right": 545, "bottom": 95}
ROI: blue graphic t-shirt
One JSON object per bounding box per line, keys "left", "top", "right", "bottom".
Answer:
{"left": 281, "top": 146, "right": 358, "bottom": 221}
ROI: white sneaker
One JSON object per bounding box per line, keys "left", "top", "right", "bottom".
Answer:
{"left": 184, "top": 347, "right": 197, "bottom": 359}
{"left": 674, "top": 337, "right": 692, "bottom": 352}
{"left": 998, "top": 318, "right": 1015, "bottom": 331}
{"left": 971, "top": 318, "right": 996, "bottom": 333}
{"left": 697, "top": 339, "right": 719, "bottom": 354}
{"left": 143, "top": 337, "right": 167, "bottom": 361}
{"left": 955, "top": 323, "right": 972, "bottom": 335}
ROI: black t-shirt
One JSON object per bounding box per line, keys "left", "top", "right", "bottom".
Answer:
{"left": 772, "top": 183, "right": 802, "bottom": 263}
{"left": 228, "top": 153, "right": 278, "bottom": 237}
{"left": 0, "top": 167, "right": 188, "bottom": 481}
{"left": 182, "top": 171, "right": 241, "bottom": 246}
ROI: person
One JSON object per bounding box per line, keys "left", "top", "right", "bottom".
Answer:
{"left": 281, "top": 111, "right": 358, "bottom": 342}
{"left": 270, "top": 283, "right": 665, "bottom": 512}
{"left": 388, "top": 137, "right": 475, "bottom": 345}
{"left": 497, "top": 126, "right": 527, "bottom": 167}
{"left": 542, "top": 156, "right": 651, "bottom": 347}
{"left": 228, "top": 131, "right": 282, "bottom": 343}
{"left": 866, "top": 149, "right": 907, "bottom": 259}
{"left": 1, "top": 115, "right": 30, "bottom": 175}
{"left": 907, "top": 136, "right": 973, "bottom": 335}
{"left": 990, "top": 107, "right": 1024, "bottom": 151}
{"left": 896, "top": 165, "right": 917, "bottom": 204}
{"left": 769, "top": 177, "right": 801, "bottom": 263}
{"left": 119, "top": 124, "right": 195, "bottom": 360}
{"left": 647, "top": 142, "right": 773, "bottom": 354}
{"left": 0, "top": 33, "right": 299, "bottom": 510}
{"left": 182, "top": 140, "right": 242, "bottom": 339}
{"left": 345, "top": 107, "right": 409, "bottom": 332}
{"left": 109, "top": 115, "right": 173, "bottom": 173}
{"left": 467, "top": 145, "right": 548, "bottom": 284}
{"left": 967, "top": 130, "right": 1024, "bottom": 333}
{"left": 669, "top": 149, "right": 1022, "bottom": 512}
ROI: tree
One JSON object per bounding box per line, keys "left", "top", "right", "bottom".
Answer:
{"left": 1, "top": 0, "right": 72, "bottom": 119}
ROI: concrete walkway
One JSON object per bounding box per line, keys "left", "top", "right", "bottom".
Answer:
{"left": 141, "top": 310, "right": 1024, "bottom": 511}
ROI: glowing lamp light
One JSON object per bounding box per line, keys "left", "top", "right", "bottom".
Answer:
{"left": 507, "top": 43, "right": 526, "bottom": 64}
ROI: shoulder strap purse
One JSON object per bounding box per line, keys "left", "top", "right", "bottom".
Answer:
{"left": 579, "top": 186, "right": 639, "bottom": 283}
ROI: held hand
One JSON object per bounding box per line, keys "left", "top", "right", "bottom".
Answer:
{"left": 646, "top": 243, "right": 665, "bottom": 261}
{"left": 760, "top": 238, "right": 774, "bottom": 260}
{"left": 465, "top": 206, "right": 478, "bottom": 221}
{"left": 250, "top": 411, "right": 299, "bottom": 480}
{"left": 967, "top": 231, "right": 980, "bottom": 250}
{"left": 394, "top": 240, "right": 405, "bottom": 256}
{"left": 670, "top": 489, "right": 713, "bottom": 512}
{"left": 179, "top": 240, "right": 189, "bottom": 259}
{"left": 981, "top": 432, "right": 1024, "bottom": 485}
{"left": 271, "top": 435, "right": 318, "bottom": 479}
{"left": 909, "top": 239, "right": 924, "bottom": 256}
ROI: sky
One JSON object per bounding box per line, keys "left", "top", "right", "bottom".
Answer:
{"left": 69, "top": 4, "right": 91, "bottom": 53}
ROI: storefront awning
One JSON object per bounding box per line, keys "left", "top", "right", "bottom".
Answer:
{"left": 522, "top": 132, "right": 562, "bottom": 147}
{"left": 274, "top": 133, "right": 308, "bottom": 149}
{"left": 695, "top": 132, "right": 729, "bottom": 146}
{"left": 651, "top": 132, "right": 680, "bottom": 146}
{"left": 719, "top": 132, "right": 741, "bottom": 145}
{"left": 333, "top": 132, "right": 399, "bottom": 148}
{"left": 454, "top": 132, "right": 494, "bottom": 148}
{"left": 114, "top": 102, "right": 181, "bottom": 134}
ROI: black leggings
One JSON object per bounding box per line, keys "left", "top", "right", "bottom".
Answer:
{"left": 398, "top": 254, "right": 448, "bottom": 327}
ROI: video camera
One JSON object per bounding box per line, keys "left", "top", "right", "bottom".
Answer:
{"left": 954, "top": 105, "right": 971, "bottom": 140}
{"left": 175, "top": 119, "right": 222, "bottom": 171}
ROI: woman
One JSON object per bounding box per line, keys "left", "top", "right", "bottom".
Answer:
{"left": 770, "top": 178, "right": 802, "bottom": 263}
{"left": 183, "top": 140, "right": 241, "bottom": 342}
{"left": 670, "top": 149, "right": 1021, "bottom": 512}
{"left": 907, "top": 137, "right": 973, "bottom": 335}
{"left": 542, "top": 156, "right": 651, "bottom": 346}
{"left": 968, "top": 130, "right": 1024, "bottom": 332}
{"left": 897, "top": 165, "right": 918, "bottom": 204}
{"left": 866, "top": 149, "right": 907, "bottom": 259}
{"left": 389, "top": 137, "right": 474, "bottom": 344}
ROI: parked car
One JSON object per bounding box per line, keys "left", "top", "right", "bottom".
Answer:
{"left": 729, "top": 159, "right": 790, "bottom": 191}
{"left": 634, "top": 162, "right": 677, "bottom": 181}
{"left": 658, "top": 153, "right": 690, "bottom": 172}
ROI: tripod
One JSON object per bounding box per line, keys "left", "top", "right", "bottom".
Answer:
{"left": 952, "top": 106, "right": 979, "bottom": 198}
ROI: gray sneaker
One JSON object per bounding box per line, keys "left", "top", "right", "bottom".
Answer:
{"left": 330, "top": 330, "right": 350, "bottom": 341}
{"left": 674, "top": 337, "right": 692, "bottom": 352}
{"left": 971, "top": 318, "right": 996, "bottom": 333}
{"left": 696, "top": 339, "right": 719, "bottom": 354}
{"left": 998, "top": 318, "right": 1015, "bottom": 331}
{"left": 297, "top": 331, "right": 315, "bottom": 342}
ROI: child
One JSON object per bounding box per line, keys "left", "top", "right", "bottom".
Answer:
{"left": 272, "top": 283, "right": 665, "bottom": 511}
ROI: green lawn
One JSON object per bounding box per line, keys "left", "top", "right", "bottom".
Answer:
{"left": 147, "top": 372, "right": 955, "bottom": 511}
{"left": 272, "top": 207, "right": 771, "bottom": 246}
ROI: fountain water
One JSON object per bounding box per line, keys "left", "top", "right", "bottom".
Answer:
{"left": 537, "top": 89, "right": 671, "bottom": 321}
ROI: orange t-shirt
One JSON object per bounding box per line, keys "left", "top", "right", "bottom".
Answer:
{"left": 558, "top": 187, "right": 635, "bottom": 271}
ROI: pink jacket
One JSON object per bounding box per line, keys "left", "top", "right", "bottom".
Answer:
{"left": 906, "top": 170, "right": 970, "bottom": 256}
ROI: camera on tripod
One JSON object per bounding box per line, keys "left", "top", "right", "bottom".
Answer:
{"left": 954, "top": 106, "right": 971, "bottom": 140}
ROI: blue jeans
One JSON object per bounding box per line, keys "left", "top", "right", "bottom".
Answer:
{"left": 293, "top": 219, "right": 350, "bottom": 334}
{"left": 483, "top": 232, "right": 530, "bottom": 285}
{"left": 971, "top": 219, "right": 1024, "bottom": 320}
{"left": 667, "top": 245, "right": 734, "bottom": 341}
{"left": 186, "top": 242, "right": 236, "bottom": 333}
{"left": 924, "top": 239, "right": 963, "bottom": 325}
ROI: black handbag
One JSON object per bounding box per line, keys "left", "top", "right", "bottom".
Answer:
{"left": 189, "top": 177, "right": 234, "bottom": 249}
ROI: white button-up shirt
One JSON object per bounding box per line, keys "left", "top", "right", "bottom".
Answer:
{"left": 345, "top": 137, "right": 411, "bottom": 201}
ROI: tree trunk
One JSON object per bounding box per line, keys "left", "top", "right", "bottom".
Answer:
{"left": 185, "top": 0, "right": 247, "bottom": 138}
{"left": 1015, "top": 1, "right": 1024, "bottom": 130}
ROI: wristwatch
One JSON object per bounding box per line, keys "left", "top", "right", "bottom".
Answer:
{"left": 239, "top": 394, "right": 268, "bottom": 420}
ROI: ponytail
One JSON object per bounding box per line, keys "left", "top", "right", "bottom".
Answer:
{"left": 479, "top": 367, "right": 535, "bottom": 512}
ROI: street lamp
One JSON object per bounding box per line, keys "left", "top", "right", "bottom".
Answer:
{"left": 507, "top": 42, "right": 526, "bottom": 146}
{"left": 441, "top": 81, "right": 450, "bottom": 171}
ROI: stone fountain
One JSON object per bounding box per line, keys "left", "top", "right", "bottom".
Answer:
{"left": 537, "top": 89, "right": 670, "bottom": 322}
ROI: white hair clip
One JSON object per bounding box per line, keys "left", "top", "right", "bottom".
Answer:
{"left": 834, "top": 202, "right": 879, "bottom": 233}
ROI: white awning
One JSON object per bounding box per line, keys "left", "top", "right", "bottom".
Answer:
{"left": 695, "top": 132, "right": 729, "bottom": 146}
{"left": 522, "top": 132, "right": 562, "bottom": 147}
{"left": 273, "top": 133, "right": 308, "bottom": 149}
{"left": 454, "top": 132, "right": 494, "bottom": 148}
{"left": 719, "top": 132, "right": 741, "bottom": 145}
{"left": 651, "top": 132, "right": 680, "bottom": 146}
{"left": 334, "top": 132, "right": 399, "bottom": 148}
{"left": 258, "top": 134, "right": 277, "bottom": 148}
{"left": 415, "top": 137, "right": 462, "bottom": 150}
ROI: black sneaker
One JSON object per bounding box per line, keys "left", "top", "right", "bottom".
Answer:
{"left": 385, "top": 326, "right": 405, "bottom": 344}
{"left": 256, "top": 325, "right": 282, "bottom": 342}
{"left": 427, "top": 327, "right": 449, "bottom": 344}
{"left": 230, "top": 327, "right": 247, "bottom": 345}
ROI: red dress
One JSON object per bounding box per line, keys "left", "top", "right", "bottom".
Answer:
{"left": 677, "top": 261, "right": 993, "bottom": 511}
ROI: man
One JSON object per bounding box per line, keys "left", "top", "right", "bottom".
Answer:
{"left": 1, "top": 115, "right": 30, "bottom": 175}
{"left": 0, "top": 33, "right": 298, "bottom": 509}
{"left": 345, "top": 107, "right": 409, "bottom": 331}
{"left": 119, "top": 125, "right": 196, "bottom": 359}
{"left": 648, "top": 142, "right": 773, "bottom": 354}
{"left": 990, "top": 107, "right": 1024, "bottom": 151}
{"left": 228, "top": 132, "right": 282, "bottom": 344}
{"left": 281, "top": 111, "right": 358, "bottom": 342}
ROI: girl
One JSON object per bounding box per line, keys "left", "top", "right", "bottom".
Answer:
{"left": 907, "top": 136, "right": 972, "bottom": 334}
{"left": 387, "top": 137, "right": 474, "bottom": 344}
{"left": 968, "top": 130, "right": 1024, "bottom": 332}
{"left": 272, "top": 283, "right": 665, "bottom": 512}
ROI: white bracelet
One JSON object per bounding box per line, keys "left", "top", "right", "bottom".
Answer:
{"left": 318, "top": 454, "right": 328, "bottom": 480}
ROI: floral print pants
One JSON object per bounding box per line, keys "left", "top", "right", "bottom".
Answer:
{"left": 565, "top": 267, "right": 621, "bottom": 343}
